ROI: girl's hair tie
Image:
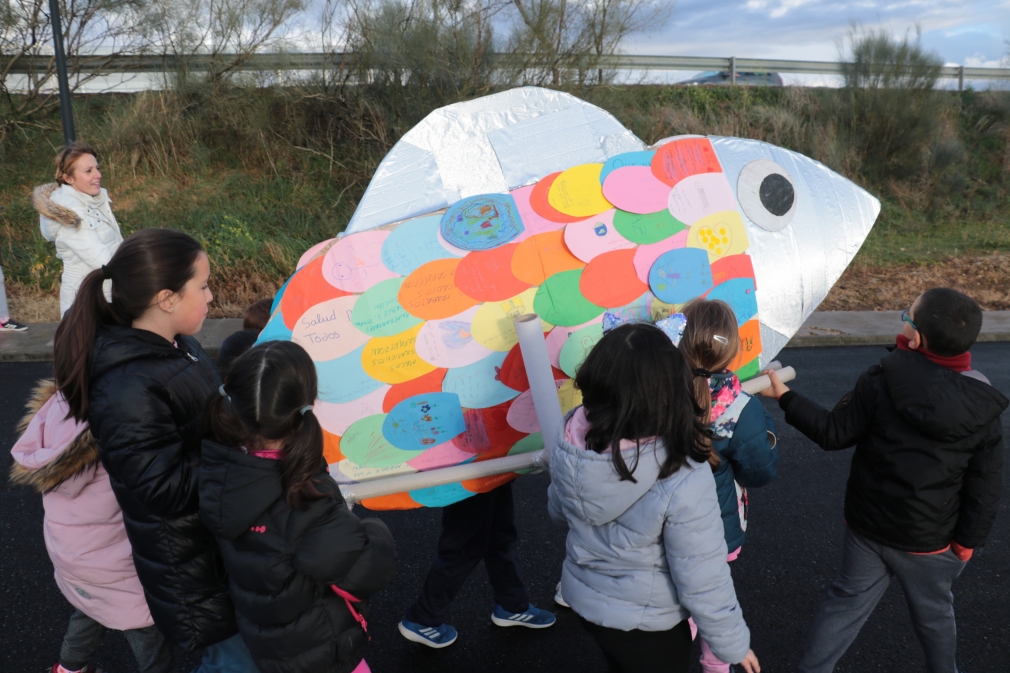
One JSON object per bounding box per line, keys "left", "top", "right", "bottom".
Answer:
{"left": 713, "top": 335, "right": 729, "bottom": 345}
{"left": 101, "top": 264, "right": 111, "bottom": 279}
{"left": 300, "top": 405, "right": 313, "bottom": 416}
{"left": 693, "top": 368, "right": 713, "bottom": 378}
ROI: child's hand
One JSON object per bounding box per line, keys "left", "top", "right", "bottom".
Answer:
{"left": 737, "top": 650, "right": 761, "bottom": 673}
{"left": 759, "top": 370, "right": 790, "bottom": 400}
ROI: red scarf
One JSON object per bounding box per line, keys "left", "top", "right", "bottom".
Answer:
{"left": 895, "top": 334, "right": 972, "bottom": 372}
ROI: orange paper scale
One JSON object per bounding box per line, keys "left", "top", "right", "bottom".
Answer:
{"left": 280, "top": 256, "right": 351, "bottom": 329}
{"left": 579, "top": 248, "right": 649, "bottom": 308}
{"left": 711, "top": 254, "right": 757, "bottom": 290}
{"left": 361, "top": 492, "right": 423, "bottom": 511}
{"left": 528, "top": 172, "right": 584, "bottom": 223}
{"left": 398, "top": 258, "right": 479, "bottom": 320}
{"left": 511, "top": 230, "right": 586, "bottom": 286}
{"left": 651, "top": 138, "right": 722, "bottom": 188}
{"left": 462, "top": 472, "right": 518, "bottom": 493}
{"left": 382, "top": 368, "right": 448, "bottom": 413}
{"left": 728, "top": 320, "right": 763, "bottom": 372}
{"left": 322, "top": 430, "right": 344, "bottom": 464}
{"left": 453, "top": 243, "right": 531, "bottom": 301}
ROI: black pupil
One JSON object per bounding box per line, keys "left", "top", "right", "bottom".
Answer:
{"left": 759, "top": 174, "right": 794, "bottom": 216}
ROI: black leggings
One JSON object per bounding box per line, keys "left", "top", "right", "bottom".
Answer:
{"left": 579, "top": 616, "right": 693, "bottom": 673}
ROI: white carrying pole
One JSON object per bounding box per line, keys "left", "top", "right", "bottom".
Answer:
{"left": 339, "top": 359, "right": 795, "bottom": 505}
{"left": 512, "top": 313, "right": 565, "bottom": 459}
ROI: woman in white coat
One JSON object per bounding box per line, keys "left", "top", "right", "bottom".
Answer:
{"left": 33, "top": 143, "right": 123, "bottom": 316}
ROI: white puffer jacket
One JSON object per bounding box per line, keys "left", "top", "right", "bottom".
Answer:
{"left": 33, "top": 183, "right": 122, "bottom": 315}
{"left": 548, "top": 408, "right": 751, "bottom": 665}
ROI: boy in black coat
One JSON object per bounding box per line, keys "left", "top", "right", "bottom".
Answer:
{"left": 762, "top": 288, "right": 1007, "bottom": 673}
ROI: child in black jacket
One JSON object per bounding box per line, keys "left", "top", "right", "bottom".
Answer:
{"left": 762, "top": 288, "right": 1007, "bottom": 673}
{"left": 199, "top": 341, "right": 396, "bottom": 673}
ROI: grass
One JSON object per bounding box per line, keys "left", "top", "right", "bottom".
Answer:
{"left": 1, "top": 83, "right": 1008, "bottom": 320}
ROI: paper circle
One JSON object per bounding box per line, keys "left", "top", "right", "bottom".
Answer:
{"left": 557, "top": 378, "right": 583, "bottom": 414}
{"left": 506, "top": 381, "right": 566, "bottom": 433}
{"left": 323, "top": 230, "right": 399, "bottom": 293}
{"left": 559, "top": 322, "right": 604, "bottom": 378}
{"left": 297, "top": 238, "right": 334, "bottom": 270}
{"left": 409, "top": 482, "right": 476, "bottom": 507}
{"left": 668, "top": 173, "right": 738, "bottom": 227}
{"left": 580, "top": 249, "right": 649, "bottom": 309}
{"left": 291, "top": 295, "right": 370, "bottom": 361}
{"left": 383, "top": 368, "right": 448, "bottom": 412}
{"left": 381, "top": 215, "right": 461, "bottom": 276}
{"left": 602, "top": 166, "right": 672, "bottom": 215}
{"left": 352, "top": 278, "right": 423, "bottom": 337}
{"left": 315, "top": 385, "right": 391, "bottom": 437}
{"left": 315, "top": 344, "right": 385, "bottom": 404}
{"left": 613, "top": 208, "right": 687, "bottom": 245}
{"left": 632, "top": 231, "right": 689, "bottom": 284}
{"left": 407, "top": 444, "right": 478, "bottom": 472}
{"left": 711, "top": 254, "right": 756, "bottom": 288}
{"left": 737, "top": 159, "right": 797, "bottom": 232}
{"left": 511, "top": 230, "right": 585, "bottom": 285}
{"left": 398, "top": 258, "right": 479, "bottom": 320}
{"left": 337, "top": 458, "right": 416, "bottom": 483}
{"left": 342, "top": 414, "right": 425, "bottom": 468}
{"left": 599, "top": 151, "right": 656, "bottom": 184}
{"left": 440, "top": 194, "right": 524, "bottom": 251}
{"left": 529, "top": 172, "right": 583, "bottom": 223}
{"left": 360, "top": 323, "right": 438, "bottom": 384}
{"left": 545, "top": 318, "right": 600, "bottom": 369}
{"left": 280, "top": 256, "right": 351, "bottom": 329}
{"left": 706, "top": 278, "right": 758, "bottom": 326}
{"left": 499, "top": 341, "right": 566, "bottom": 393}
{"left": 608, "top": 291, "right": 678, "bottom": 324}
{"left": 534, "top": 270, "right": 605, "bottom": 327}
{"left": 453, "top": 402, "right": 526, "bottom": 457}
{"left": 436, "top": 225, "right": 470, "bottom": 256}
{"left": 454, "top": 243, "right": 530, "bottom": 302}
{"left": 256, "top": 309, "right": 294, "bottom": 346}
{"left": 651, "top": 137, "right": 722, "bottom": 188}
{"left": 382, "top": 392, "right": 467, "bottom": 451}
{"left": 547, "top": 163, "right": 612, "bottom": 218}
{"left": 470, "top": 287, "right": 547, "bottom": 352}
{"left": 510, "top": 184, "right": 568, "bottom": 242}
{"left": 686, "top": 211, "right": 751, "bottom": 262}
{"left": 442, "top": 352, "right": 520, "bottom": 409}
{"left": 563, "top": 210, "right": 634, "bottom": 263}
{"left": 414, "top": 305, "right": 493, "bottom": 368}
{"left": 648, "top": 248, "right": 714, "bottom": 305}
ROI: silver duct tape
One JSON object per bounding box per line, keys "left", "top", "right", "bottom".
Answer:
{"left": 710, "top": 137, "right": 881, "bottom": 366}
{"left": 345, "top": 86, "right": 644, "bottom": 234}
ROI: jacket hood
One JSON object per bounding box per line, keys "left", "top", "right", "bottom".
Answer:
{"left": 33, "top": 182, "right": 82, "bottom": 228}
{"left": 199, "top": 440, "right": 285, "bottom": 540}
{"left": 90, "top": 324, "right": 197, "bottom": 380}
{"left": 550, "top": 412, "right": 668, "bottom": 526}
{"left": 881, "top": 349, "right": 1009, "bottom": 442}
{"left": 9, "top": 380, "right": 98, "bottom": 494}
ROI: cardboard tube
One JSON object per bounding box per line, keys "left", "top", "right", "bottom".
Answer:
{"left": 513, "top": 313, "right": 564, "bottom": 457}
{"left": 741, "top": 366, "right": 796, "bottom": 395}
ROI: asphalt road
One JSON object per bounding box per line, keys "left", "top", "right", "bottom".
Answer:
{"left": 3, "top": 345, "right": 1010, "bottom": 673}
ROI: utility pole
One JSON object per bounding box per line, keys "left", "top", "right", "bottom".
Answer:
{"left": 48, "top": 0, "right": 75, "bottom": 144}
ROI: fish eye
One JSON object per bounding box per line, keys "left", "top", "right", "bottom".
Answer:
{"left": 737, "top": 159, "right": 796, "bottom": 232}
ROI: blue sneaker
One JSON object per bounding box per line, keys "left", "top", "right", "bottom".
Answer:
{"left": 491, "top": 603, "right": 556, "bottom": 628}
{"left": 398, "top": 619, "right": 458, "bottom": 648}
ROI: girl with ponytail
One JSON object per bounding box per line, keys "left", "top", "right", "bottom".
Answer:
{"left": 199, "top": 341, "right": 397, "bottom": 673}
{"left": 52, "top": 228, "right": 258, "bottom": 672}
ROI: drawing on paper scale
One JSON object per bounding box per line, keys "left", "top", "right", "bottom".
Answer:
{"left": 257, "top": 86, "right": 881, "bottom": 510}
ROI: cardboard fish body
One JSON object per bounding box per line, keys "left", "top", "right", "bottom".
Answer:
{"left": 258, "top": 87, "right": 880, "bottom": 510}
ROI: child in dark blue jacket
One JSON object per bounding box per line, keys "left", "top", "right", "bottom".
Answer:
{"left": 680, "top": 299, "right": 779, "bottom": 673}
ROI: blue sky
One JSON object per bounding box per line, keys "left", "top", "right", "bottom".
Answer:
{"left": 630, "top": 0, "right": 1009, "bottom": 67}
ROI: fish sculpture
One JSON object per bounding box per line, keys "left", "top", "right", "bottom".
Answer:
{"left": 257, "top": 87, "right": 881, "bottom": 510}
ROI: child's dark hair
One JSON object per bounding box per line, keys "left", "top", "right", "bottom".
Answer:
{"left": 574, "top": 323, "right": 713, "bottom": 482}
{"left": 207, "top": 341, "right": 327, "bottom": 509}
{"left": 243, "top": 298, "right": 274, "bottom": 332}
{"left": 54, "top": 228, "right": 205, "bottom": 421}
{"left": 914, "top": 288, "right": 982, "bottom": 357}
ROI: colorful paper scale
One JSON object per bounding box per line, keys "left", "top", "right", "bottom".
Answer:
{"left": 263, "top": 139, "right": 764, "bottom": 510}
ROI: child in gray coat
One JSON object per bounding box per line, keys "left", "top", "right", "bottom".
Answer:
{"left": 548, "top": 322, "right": 759, "bottom": 673}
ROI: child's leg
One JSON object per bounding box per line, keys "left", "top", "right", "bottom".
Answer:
{"left": 578, "top": 616, "right": 692, "bottom": 673}
{"left": 699, "top": 638, "right": 732, "bottom": 673}
{"left": 798, "top": 528, "right": 893, "bottom": 673}
{"left": 884, "top": 547, "right": 965, "bottom": 673}
{"left": 482, "top": 482, "right": 530, "bottom": 613}
{"left": 405, "top": 489, "right": 496, "bottom": 626}
{"left": 122, "top": 624, "right": 176, "bottom": 673}
{"left": 58, "top": 610, "right": 108, "bottom": 672}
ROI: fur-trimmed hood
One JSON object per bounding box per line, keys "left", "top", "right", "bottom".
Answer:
{"left": 9, "top": 379, "right": 98, "bottom": 494}
{"left": 32, "top": 182, "right": 83, "bottom": 228}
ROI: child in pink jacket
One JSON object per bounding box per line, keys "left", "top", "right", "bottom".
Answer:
{"left": 11, "top": 381, "right": 175, "bottom": 673}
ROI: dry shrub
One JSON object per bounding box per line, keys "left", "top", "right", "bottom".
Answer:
{"left": 6, "top": 280, "right": 60, "bottom": 322}
{"left": 822, "top": 254, "right": 1010, "bottom": 311}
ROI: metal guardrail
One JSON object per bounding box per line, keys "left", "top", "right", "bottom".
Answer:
{"left": 3, "top": 52, "right": 1008, "bottom": 90}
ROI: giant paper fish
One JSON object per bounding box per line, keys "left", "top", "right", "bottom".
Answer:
{"left": 257, "top": 87, "right": 880, "bottom": 510}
